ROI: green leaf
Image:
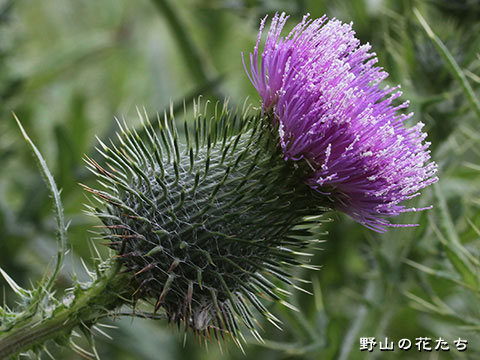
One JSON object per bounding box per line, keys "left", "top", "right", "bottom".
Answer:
{"left": 432, "top": 183, "right": 479, "bottom": 289}
{"left": 443, "top": 246, "right": 478, "bottom": 289}
{"left": 13, "top": 114, "right": 67, "bottom": 293}
{"left": 404, "top": 258, "right": 466, "bottom": 287}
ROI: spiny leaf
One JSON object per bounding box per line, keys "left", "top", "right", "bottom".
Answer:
{"left": 13, "top": 113, "right": 67, "bottom": 294}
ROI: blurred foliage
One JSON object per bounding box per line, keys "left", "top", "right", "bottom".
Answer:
{"left": 0, "top": 0, "right": 479, "bottom": 359}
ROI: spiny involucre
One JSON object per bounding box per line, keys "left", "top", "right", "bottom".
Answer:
{"left": 243, "top": 13, "right": 438, "bottom": 232}
{"left": 84, "top": 104, "right": 326, "bottom": 347}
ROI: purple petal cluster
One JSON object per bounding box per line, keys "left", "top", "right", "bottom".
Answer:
{"left": 243, "top": 13, "right": 438, "bottom": 232}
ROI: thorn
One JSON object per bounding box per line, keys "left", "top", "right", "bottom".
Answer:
{"left": 92, "top": 325, "right": 113, "bottom": 340}
{"left": 168, "top": 258, "right": 180, "bottom": 273}
{"left": 293, "top": 284, "right": 313, "bottom": 296}
{"left": 69, "top": 339, "right": 95, "bottom": 359}
{"left": 0, "top": 267, "right": 27, "bottom": 296}
{"left": 154, "top": 295, "right": 163, "bottom": 314}
{"left": 80, "top": 258, "right": 95, "bottom": 280}
{"left": 135, "top": 263, "right": 156, "bottom": 276}
{"left": 132, "top": 278, "right": 150, "bottom": 297}
{"left": 96, "top": 322, "right": 118, "bottom": 329}
{"left": 42, "top": 345, "right": 56, "bottom": 360}
{"left": 279, "top": 300, "right": 300, "bottom": 312}
{"left": 158, "top": 275, "right": 175, "bottom": 304}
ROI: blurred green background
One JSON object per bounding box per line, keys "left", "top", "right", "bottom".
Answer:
{"left": 1, "top": 0, "right": 480, "bottom": 359}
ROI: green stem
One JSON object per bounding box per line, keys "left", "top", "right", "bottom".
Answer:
{"left": 0, "top": 262, "right": 128, "bottom": 359}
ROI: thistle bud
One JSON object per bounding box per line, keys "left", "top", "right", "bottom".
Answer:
{"left": 84, "top": 104, "right": 326, "bottom": 343}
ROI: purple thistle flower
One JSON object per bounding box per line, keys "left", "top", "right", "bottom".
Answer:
{"left": 243, "top": 13, "right": 438, "bottom": 232}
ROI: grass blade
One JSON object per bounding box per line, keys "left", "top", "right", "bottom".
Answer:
{"left": 432, "top": 183, "right": 478, "bottom": 289}
{"left": 414, "top": 8, "right": 480, "bottom": 119}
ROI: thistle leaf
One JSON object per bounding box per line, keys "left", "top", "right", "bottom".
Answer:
{"left": 13, "top": 114, "right": 67, "bottom": 294}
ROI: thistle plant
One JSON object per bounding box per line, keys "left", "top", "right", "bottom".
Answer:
{"left": 0, "top": 12, "right": 437, "bottom": 359}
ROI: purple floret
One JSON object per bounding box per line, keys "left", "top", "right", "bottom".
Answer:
{"left": 243, "top": 13, "right": 438, "bottom": 232}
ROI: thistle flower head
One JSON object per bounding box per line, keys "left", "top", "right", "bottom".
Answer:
{"left": 243, "top": 13, "right": 438, "bottom": 232}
